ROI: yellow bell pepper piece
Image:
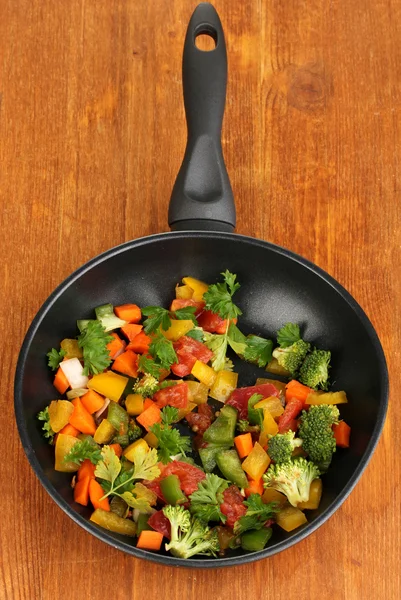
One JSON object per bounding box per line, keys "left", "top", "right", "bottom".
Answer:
{"left": 161, "top": 319, "right": 194, "bottom": 341}
{"left": 186, "top": 381, "right": 209, "bottom": 404}
{"left": 254, "top": 396, "right": 284, "bottom": 418}
{"left": 265, "top": 358, "right": 291, "bottom": 377}
{"left": 297, "top": 479, "right": 323, "bottom": 509}
{"left": 54, "top": 433, "right": 80, "bottom": 472}
{"left": 262, "top": 409, "right": 279, "bottom": 436}
{"left": 143, "top": 431, "right": 159, "bottom": 448}
{"left": 176, "top": 401, "right": 197, "bottom": 421}
{"left": 93, "top": 419, "right": 116, "bottom": 444}
{"left": 242, "top": 442, "right": 271, "bottom": 481}
{"left": 48, "top": 400, "right": 74, "bottom": 433}
{"left": 209, "top": 370, "right": 238, "bottom": 402}
{"left": 182, "top": 276, "right": 209, "bottom": 301}
{"left": 276, "top": 506, "right": 308, "bottom": 532}
{"left": 125, "top": 394, "right": 144, "bottom": 416}
{"left": 123, "top": 438, "right": 149, "bottom": 463}
{"left": 90, "top": 509, "right": 137, "bottom": 536}
{"left": 191, "top": 360, "right": 217, "bottom": 388}
{"left": 261, "top": 488, "right": 288, "bottom": 507}
{"left": 305, "top": 391, "right": 348, "bottom": 405}
{"left": 175, "top": 284, "right": 194, "bottom": 300}
{"left": 60, "top": 338, "right": 83, "bottom": 359}
{"left": 88, "top": 371, "right": 128, "bottom": 402}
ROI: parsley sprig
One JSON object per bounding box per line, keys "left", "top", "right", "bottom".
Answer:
{"left": 63, "top": 438, "right": 102, "bottom": 466}
{"left": 189, "top": 474, "right": 228, "bottom": 523}
{"left": 276, "top": 323, "right": 301, "bottom": 348}
{"left": 203, "top": 270, "right": 242, "bottom": 320}
{"left": 142, "top": 306, "right": 198, "bottom": 335}
{"left": 77, "top": 321, "right": 113, "bottom": 376}
{"left": 46, "top": 348, "right": 66, "bottom": 371}
{"left": 37, "top": 407, "right": 55, "bottom": 444}
{"left": 233, "top": 494, "right": 279, "bottom": 535}
{"left": 150, "top": 407, "right": 192, "bottom": 464}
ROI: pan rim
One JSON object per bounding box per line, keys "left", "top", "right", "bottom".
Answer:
{"left": 14, "top": 230, "right": 389, "bottom": 567}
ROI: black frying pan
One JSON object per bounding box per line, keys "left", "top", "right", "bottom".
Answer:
{"left": 14, "top": 3, "right": 388, "bottom": 568}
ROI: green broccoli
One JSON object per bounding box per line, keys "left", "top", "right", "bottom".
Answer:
{"left": 163, "top": 505, "right": 220, "bottom": 559}
{"left": 272, "top": 339, "right": 311, "bottom": 376}
{"left": 299, "top": 349, "right": 331, "bottom": 390}
{"left": 298, "top": 404, "right": 339, "bottom": 471}
{"left": 263, "top": 457, "right": 320, "bottom": 507}
{"left": 133, "top": 373, "right": 160, "bottom": 398}
{"left": 267, "top": 431, "right": 303, "bottom": 463}
{"left": 128, "top": 418, "right": 142, "bottom": 443}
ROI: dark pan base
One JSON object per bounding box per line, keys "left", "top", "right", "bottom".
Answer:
{"left": 14, "top": 231, "right": 388, "bottom": 567}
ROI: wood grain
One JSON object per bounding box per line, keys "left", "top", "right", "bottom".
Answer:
{"left": 1, "top": 0, "right": 400, "bottom": 598}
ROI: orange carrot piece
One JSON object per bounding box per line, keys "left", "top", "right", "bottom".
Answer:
{"left": 126, "top": 331, "right": 151, "bottom": 354}
{"left": 107, "top": 332, "right": 126, "bottom": 359}
{"left": 143, "top": 398, "right": 154, "bottom": 411}
{"left": 53, "top": 367, "right": 69, "bottom": 394}
{"left": 285, "top": 380, "right": 312, "bottom": 406}
{"left": 115, "top": 303, "right": 142, "bottom": 323}
{"left": 234, "top": 433, "right": 253, "bottom": 459}
{"left": 59, "top": 423, "right": 80, "bottom": 437}
{"left": 121, "top": 324, "right": 143, "bottom": 342}
{"left": 136, "top": 530, "right": 163, "bottom": 551}
{"left": 89, "top": 479, "right": 110, "bottom": 511}
{"left": 112, "top": 350, "right": 139, "bottom": 378}
{"left": 136, "top": 403, "right": 162, "bottom": 432}
{"left": 69, "top": 398, "right": 96, "bottom": 436}
{"left": 244, "top": 478, "right": 264, "bottom": 497}
{"left": 109, "top": 443, "right": 123, "bottom": 458}
{"left": 333, "top": 420, "right": 351, "bottom": 448}
{"left": 78, "top": 459, "right": 96, "bottom": 481}
{"left": 80, "top": 389, "right": 105, "bottom": 414}
{"left": 74, "top": 475, "right": 91, "bottom": 506}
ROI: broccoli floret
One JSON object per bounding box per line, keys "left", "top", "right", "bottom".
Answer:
{"left": 272, "top": 339, "right": 311, "bottom": 376}
{"left": 163, "top": 505, "right": 220, "bottom": 559}
{"left": 237, "top": 419, "right": 260, "bottom": 434}
{"left": 133, "top": 374, "right": 160, "bottom": 398}
{"left": 128, "top": 418, "right": 142, "bottom": 442}
{"left": 299, "top": 349, "right": 331, "bottom": 390}
{"left": 298, "top": 404, "right": 339, "bottom": 471}
{"left": 263, "top": 458, "right": 320, "bottom": 507}
{"left": 267, "top": 431, "right": 303, "bottom": 463}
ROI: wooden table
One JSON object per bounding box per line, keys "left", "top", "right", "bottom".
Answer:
{"left": 1, "top": 1, "right": 400, "bottom": 598}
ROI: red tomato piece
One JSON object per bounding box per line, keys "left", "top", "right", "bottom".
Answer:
{"left": 226, "top": 383, "right": 281, "bottom": 420}
{"left": 170, "top": 299, "right": 205, "bottom": 317}
{"left": 171, "top": 336, "right": 213, "bottom": 377}
{"left": 144, "top": 479, "right": 166, "bottom": 503}
{"left": 153, "top": 382, "right": 189, "bottom": 409}
{"left": 220, "top": 485, "right": 247, "bottom": 528}
{"left": 148, "top": 510, "right": 171, "bottom": 539}
{"left": 277, "top": 398, "right": 303, "bottom": 433}
{"left": 198, "top": 403, "right": 214, "bottom": 419}
{"left": 197, "top": 310, "right": 233, "bottom": 334}
{"left": 162, "top": 461, "right": 206, "bottom": 496}
{"left": 171, "top": 348, "right": 197, "bottom": 377}
{"left": 185, "top": 412, "right": 211, "bottom": 435}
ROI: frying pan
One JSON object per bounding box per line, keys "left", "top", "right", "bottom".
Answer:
{"left": 14, "top": 3, "right": 388, "bottom": 567}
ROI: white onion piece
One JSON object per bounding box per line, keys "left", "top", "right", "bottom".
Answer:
{"left": 60, "top": 358, "right": 89, "bottom": 389}
{"left": 132, "top": 509, "right": 141, "bottom": 522}
{"left": 94, "top": 397, "right": 110, "bottom": 420}
{"left": 66, "top": 387, "right": 88, "bottom": 400}
{"left": 111, "top": 341, "right": 126, "bottom": 360}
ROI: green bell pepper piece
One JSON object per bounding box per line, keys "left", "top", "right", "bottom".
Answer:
{"left": 203, "top": 405, "right": 238, "bottom": 446}
{"left": 247, "top": 394, "right": 264, "bottom": 428}
{"left": 160, "top": 474, "right": 187, "bottom": 505}
{"left": 136, "top": 513, "right": 152, "bottom": 536}
{"left": 107, "top": 402, "right": 129, "bottom": 435}
{"left": 215, "top": 449, "right": 248, "bottom": 489}
{"left": 241, "top": 527, "right": 272, "bottom": 551}
{"left": 199, "top": 444, "right": 230, "bottom": 473}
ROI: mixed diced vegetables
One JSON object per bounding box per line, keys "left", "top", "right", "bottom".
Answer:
{"left": 37, "top": 271, "right": 351, "bottom": 558}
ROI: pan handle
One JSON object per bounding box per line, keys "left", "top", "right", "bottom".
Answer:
{"left": 168, "top": 3, "right": 236, "bottom": 232}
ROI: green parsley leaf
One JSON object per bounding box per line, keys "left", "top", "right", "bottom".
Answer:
{"left": 131, "top": 447, "right": 160, "bottom": 481}
{"left": 37, "top": 407, "right": 55, "bottom": 444}
{"left": 63, "top": 438, "right": 102, "bottom": 465}
{"left": 149, "top": 334, "right": 177, "bottom": 370}
{"left": 151, "top": 407, "right": 191, "bottom": 464}
{"left": 276, "top": 323, "right": 301, "bottom": 348}
{"left": 174, "top": 306, "right": 198, "bottom": 325}
{"left": 233, "top": 494, "right": 278, "bottom": 535}
{"left": 247, "top": 394, "right": 264, "bottom": 429}
{"left": 77, "top": 321, "right": 113, "bottom": 376}
{"left": 142, "top": 306, "right": 171, "bottom": 334}
{"left": 189, "top": 474, "right": 228, "bottom": 523}
{"left": 120, "top": 483, "right": 157, "bottom": 513}
{"left": 94, "top": 445, "right": 121, "bottom": 485}
{"left": 203, "top": 270, "right": 242, "bottom": 320}
{"left": 243, "top": 335, "right": 273, "bottom": 368}
{"left": 185, "top": 327, "right": 205, "bottom": 342}
{"left": 203, "top": 332, "right": 229, "bottom": 372}
{"left": 46, "top": 348, "right": 66, "bottom": 371}
{"left": 137, "top": 355, "right": 162, "bottom": 378}
{"left": 227, "top": 323, "right": 247, "bottom": 355}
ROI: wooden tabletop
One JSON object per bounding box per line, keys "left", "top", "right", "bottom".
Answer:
{"left": 1, "top": 1, "right": 400, "bottom": 598}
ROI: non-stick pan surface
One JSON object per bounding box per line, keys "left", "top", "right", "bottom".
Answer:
{"left": 14, "top": 4, "right": 388, "bottom": 568}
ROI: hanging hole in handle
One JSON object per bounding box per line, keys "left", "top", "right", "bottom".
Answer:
{"left": 194, "top": 24, "right": 217, "bottom": 52}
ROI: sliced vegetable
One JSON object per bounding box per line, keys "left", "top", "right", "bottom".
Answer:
{"left": 53, "top": 367, "right": 70, "bottom": 394}
{"left": 136, "top": 530, "right": 164, "bottom": 551}
{"left": 115, "top": 304, "right": 142, "bottom": 323}
{"left": 333, "top": 421, "right": 351, "bottom": 447}
{"left": 181, "top": 276, "right": 209, "bottom": 301}
{"left": 89, "top": 479, "right": 110, "bottom": 511}
{"left": 54, "top": 433, "right": 80, "bottom": 472}
{"left": 74, "top": 475, "right": 91, "bottom": 506}
{"left": 209, "top": 370, "right": 238, "bottom": 402}
{"left": 175, "top": 284, "right": 194, "bottom": 300}
{"left": 127, "top": 331, "right": 151, "bottom": 354}
{"left": 95, "top": 303, "right": 128, "bottom": 331}
{"left": 276, "top": 506, "right": 307, "bottom": 532}
{"left": 80, "top": 390, "right": 105, "bottom": 414}
{"left": 215, "top": 449, "right": 248, "bottom": 489}
{"left": 241, "top": 442, "right": 270, "bottom": 481}
{"left": 69, "top": 398, "right": 96, "bottom": 436}
{"left": 112, "top": 350, "right": 139, "bottom": 378}
{"left": 203, "top": 405, "right": 237, "bottom": 446}
{"left": 60, "top": 357, "right": 89, "bottom": 390}
{"left": 136, "top": 403, "right": 162, "bottom": 432}
{"left": 48, "top": 400, "right": 74, "bottom": 433}
{"left": 234, "top": 433, "right": 253, "bottom": 459}
{"left": 160, "top": 474, "right": 187, "bottom": 505}
{"left": 77, "top": 459, "right": 96, "bottom": 481}
{"left": 93, "top": 419, "right": 116, "bottom": 444}
{"left": 87, "top": 371, "right": 128, "bottom": 402}
{"left": 297, "top": 478, "right": 323, "bottom": 509}
{"left": 241, "top": 527, "right": 272, "bottom": 551}
{"left": 107, "top": 333, "right": 126, "bottom": 360}
{"left": 191, "top": 360, "right": 217, "bottom": 387}
{"left": 125, "top": 394, "right": 144, "bottom": 416}
{"left": 162, "top": 319, "right": 194, "bottom": 341}
{"left": 285, "top": 380, "right": 312, "bottom": 406}
{"left": 90, "top": 508, "right": 136, "bottom": 535}
{"left": 306, "top": 390, "right": 348, "bottom": 405}
{"left": 244, "top": 478, "right": 264, "bottom": 497}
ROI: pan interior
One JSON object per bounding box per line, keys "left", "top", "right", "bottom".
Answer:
{"left": 15, "top": 232, "right": 388, "bottom": 564}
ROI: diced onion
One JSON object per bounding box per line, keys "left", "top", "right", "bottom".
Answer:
{"left": 94, "top": 397, "right": 110, "bottom": 420}
{"left": 60, "top": 358, "right": 89, "bottom": 389}
{"left": 66, "top": 388, "right": 88, "bottom": 400}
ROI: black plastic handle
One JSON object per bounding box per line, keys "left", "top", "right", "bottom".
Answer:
{"left": 168, "top": 3, "right": 236, "bottom": 232}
